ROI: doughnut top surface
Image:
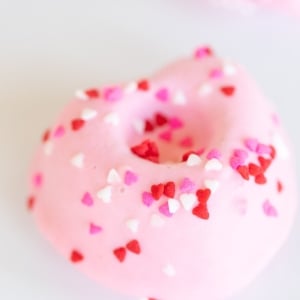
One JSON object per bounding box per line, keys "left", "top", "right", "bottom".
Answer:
{"left": 28, "top": 47, "right": 297, "bottom": 300}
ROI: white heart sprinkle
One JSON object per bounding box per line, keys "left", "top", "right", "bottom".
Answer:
{"left": 103, "top": 112, "right": 120, "bottom": 126}
{"left": 198, "top": 83, "right": 213, "bottom": 97}
{"left": 97, "top": 185, "right": 112, "bottom": 203}
{"left": 70, "top": 153, "right": 85, "bottom": 168}
{"left": 107, "top": 168, "right": 122, "bottom": 184}
{"left": 204, "top": 179, "right": 220, "bottom": 193}
{"left": 124, "top": 81, "right": 137, "bottom": 94}
{"left": 172, "top": 90, "right": 187, "bottom": 106}
{"left": 179, "top": 193, "right": 197, "bottom": 211}
{"left": 125, "top": 219, "right": 140, "bottom": 233}
{"left": 167, "top": 199, "right": 180, "bottom": 214}
{"left": 163, "top": 264, "right": 176, "bottom": 277}
{"left": 223, "top": 63, "right": 237, "bottom": 76}
{"left": 81, "top": 108, "right": 98, "bottom": 120}
{"left": 272, "top": 133, "right": 289, "bottom": 160}
{"left": 44, "top": 141, "right": 54, "bottom": 156}
{"left": 132, "top": 119, "right": 144, "bottom": 134}
{"left": 205, "top": 159, "right": 223, "bottom": 171}
{"left": 186, "top": 154, "right": 201, "bottom": 166}
{"left": 75, "top": 89, "right": 88, "bottom": 100}
{"left": 150, "top": 214, "right": 165, "bottom": 227}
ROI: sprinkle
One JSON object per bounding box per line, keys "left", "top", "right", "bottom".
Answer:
{"left": 150, "top": 214, "right": 165, "bottom": 227}
{"left": 103, "top": 112, "right": 120, "bottom": 126}
{"left": 89, "top": 223, "right": 102, "bottom": 235}
{"left": 70, "top": 250, "right": 84, "bottom": 263}
{"left": 33, "top": 173, "right": 43, "bottom": 188}
{"left": 145, "top": 120, "right": 155, "bottom": 132}
{"left": 81, "top": 108, "right": 98, "bottom": 121}
{"left": 194, "top": 46, "right": 213, "bottom": 59}
{"left": 179, "top": 177, "right": 196, "bottom": 193}
{"left": 256, "top": 143, "right": 271, "bottom": 155}
{"left": 192, "top": 203, "right": 209, "bottom": 219}
{"left": 131, "top": 140, "right": 159, "bottom": 163}
{"left": 125, "top": 219, "right": 140, "bottom": 233}
{"left": 198, "top": 83, "right": 213, "bottom": 97}
{"left": 186, "top": 154, "right": 201, "bottom": 166}
{"left": 159, "top": 202, "right": 173, "bottom": 217}
{"left": 230, "top": 156, "right": 244, "bottom": 170}
{"left": 237, "top": 165, "right": 250, "bottom": 180}
{"left": 263, "top": 200, "right": 278, "bottom": 217}
{"left": 113, "top": 247, "right": 126, "bottom": 262}
{"left": 248, "top": 163, "right": 263, "bottom": 176}
{"left": 223, "top": 63, "right": 237, "bottom": 76}
{"left": 85, "top": 89, "right": 100, "bottom": 99}
{"left": 205, "top": 158, "right": 223, "bottom": 171}
{"left": 155, "top": 88, "right": 169, "bottom": 102}
{"left": 209, "top": 68, "right": 223, "bottom": 79}
{"left": 167, "top": 199, "right": 180, "bottom": 214}
{"left": 71, "top": 118, "right": 85, "bottom": 131}
{"left": 27, "top": 196, "right": 35, "bottom": 211}
{"left": 151, "top": 183, "right": 165, "bottom": 200}
{"left": 97, "top": 185, "right": 112, "bottom": 203}
{"left": 204, "top": 179, "right": 219, "bottom": 193}
{"left": 277, "top": 181, "right": 283, "bottom": 193}
{"left": 180, "top": 136, "right": 194, "bottom": 148}
{"left": 137, "top": 79, "right": 150, "bottom": 91}
{"left": 206, "top": 149, "right": 221, "bottom": 160}
{"left": 172, "top": 90, "right": 187, "bottom": 106}
{"left": 255, "top": 174, "right": 267, "bottom": 185}
{"left": 196, "top": 189, "right": 211, "bottom": 203}
{"left": 163, "top": 264, "right": 176, "bottom": 277}
{"left": 220, "top": 86, "right": 235, "bottom": 96}
{"left": 179, "top": 193, "right": 197, "bottom": 211}
{"left": 42, "top": 129, "right": 51, "bottom": 142}
{"left": 142, "top": 192, "right": 155, "bottom": 207}
{"left": 44, "top": 141, "right": 54, "bottom": 156}
{"left": 81, "top": 192, "right": 94, "bottom": 206}
{"left": 53, "top": 125, "right": 65, "bottom": 138}
{"left": 124, "top": 170, "right": 138, "bottom": 186}
{"left": 163, "top": 181, "right": 176, "bottom": 198}
{"left": 168, "top": 117, "right": 184, "bottom": 129}
{"left": 258, "top": 156, "right": 272, "bottom": 171}
{"left": 155, "top": 113, "right": 169, "bottom": 126}
{"left": 158, "top": 130, "right": 172, "bottom": 142}
{"left": 70, "top": 153, "right": 85, "bottom": 168}
{"left": 132, "top": 119, "right": 145, "bottom": 134}
{"left": 75, "top": 90, "right": 89, "bottom": 100}
{"left": 233, "top": 149, "right": 248, "bottom": 161}
{"left": 103, "top": 86, "right": 122, "bottom": 102}
{"left": 107, "top": 168, "right": 122, "bottom": 184}
{"left": 124, "top": 82, "right": 137, "bottom": 94}
{"left": 126, "top": 240, "right": 141, "bottom": 254}
{"left": 272, "top": 134, "right": 289, "bottom": 160}
{"left": 244, "top": 138, "right": 258, "bottom": 152}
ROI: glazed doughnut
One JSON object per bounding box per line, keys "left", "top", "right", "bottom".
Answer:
{"left": 28, "top": 47, "right": 297, "bottom": 300}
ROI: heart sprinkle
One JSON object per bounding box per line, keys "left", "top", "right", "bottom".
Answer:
{"left": 70, "top": 250, "right": 84, "bottom": 263}
{"left": 113, "top": 247, "right": 127, "bottom": 262}
{"left": 126, "top": 240, "right": 141, "bottom": 254}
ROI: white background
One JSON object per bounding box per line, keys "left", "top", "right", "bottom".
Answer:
{"left": 0, "top": 0, "right": 300, "bottom": 299}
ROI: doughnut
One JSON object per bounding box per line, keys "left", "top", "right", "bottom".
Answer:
{"left": 27, "top": 46, "right": 297, "bottom": 300}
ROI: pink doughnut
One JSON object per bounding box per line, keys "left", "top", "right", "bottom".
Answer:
{"left": 28, "top": 47, "right": 297, "bottom": 300}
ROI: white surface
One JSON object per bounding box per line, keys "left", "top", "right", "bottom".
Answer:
{"left": 0, "top": 0, "right": 300, "bottom": 299}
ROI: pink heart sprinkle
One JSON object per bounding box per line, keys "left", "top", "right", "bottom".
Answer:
{"left": 207, "top": 149, "right": 221, "bottom": 160}
{"left": 89, "top": 223, "right": 102, "bottom": 234}
{"left": 159, "top": 130, "right": 172, "bottom": 142}
{"left": 256, "top": 143, "right": 271, "bottom": 155}
{"left": 209, "top": 68, "right": 223, "bottom": 79}
{"left": 142, "top": 192, "right": 154, "bottom": 207}
{"left": 124, "top": 170, "right": 138, "bottom": 186}
{"left": 263, "top": 200, "right": 278, "bottom": 217}
{"left": 53, "top": 125, "right": 65, "bottom": 138}
{"left": 168, "top": 117, "right": 184, "bottom": 129}
{"left": 180, "top": 177, "right": 196, "bottom": 193}
{"left": 230, "top": 156, "right": 244, "bottom": 170}
{"left": 33, "top": 173, "right": 43, "bottom": 187}
{"left": 81, "top": 192, "right": 94, "bottom": 207}
{"left": 159, "top": 202, "right": 173, "bottom": 217}
{"left": 155, "top": 88, "right": 169, "bottom": 102}
{"left": 103, "top": 86, "right": 122, "bottom": 102}
{"left": 179, "top": 137, "right": 194, "bottom": 148}
{"left": 194, "top": 47, "right": 211, "bottom": 59}
{"left": 245, "top": 138, "right": 258, "bottom": 152}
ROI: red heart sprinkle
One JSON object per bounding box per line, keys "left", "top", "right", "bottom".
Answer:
{"left": 155, "top": 113, "right": 168, "bottom": 126}
{"left": 71, "top": 119, "right": 85, "bottom": 131}
{"left": 277, "top": 181, "right": 283, "bottom": 193}
{"left": 196, "top": 189, "right": 211, "bottom": 203}
{"left": 27, "top": 196, "right": 35, "bottom": 211}
{"left": 145, "top": 120, "right": 154, "bottom": 132}
{"left": 85, "top": 89, "right": 100, "bottom": 99}
{"left": 255, "top": 173, "right": 267, "bottom": 185}
{"left": 192, "top": 203, "right": 209, "bottom": 220}
{"left": 258, "top": 156, "right": 272, "bottom": 171}
{"left": 70, "top": 250, "right": 84, "bottom": 263}
{"left": 164, "top": 181, "right": 176, "bottom": 198}
{"left": 126, "top": 240, "right": 141, "bottom": 255}
{"left": 220, "top": 86, "right": 235, "bottom": 96}
{"left": 131, "top": 140, "right": 159, "bottom": 163}
{"left": 113, "top": 247, "right": 126, "bottom": 262}
{"left": 42, "top": 129, "right": 51, "bottom": 143}
{"left": 151, "top": 183, "right": 164, "bottom": 200}
{"left": 248, "top": 163, "right": 263, "bottom": 176}
{"left": 137, "top": 79, "right": 150, "bottom": 91}
{"left": 237, "top": 165, "right": 250, "bottom": 180}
